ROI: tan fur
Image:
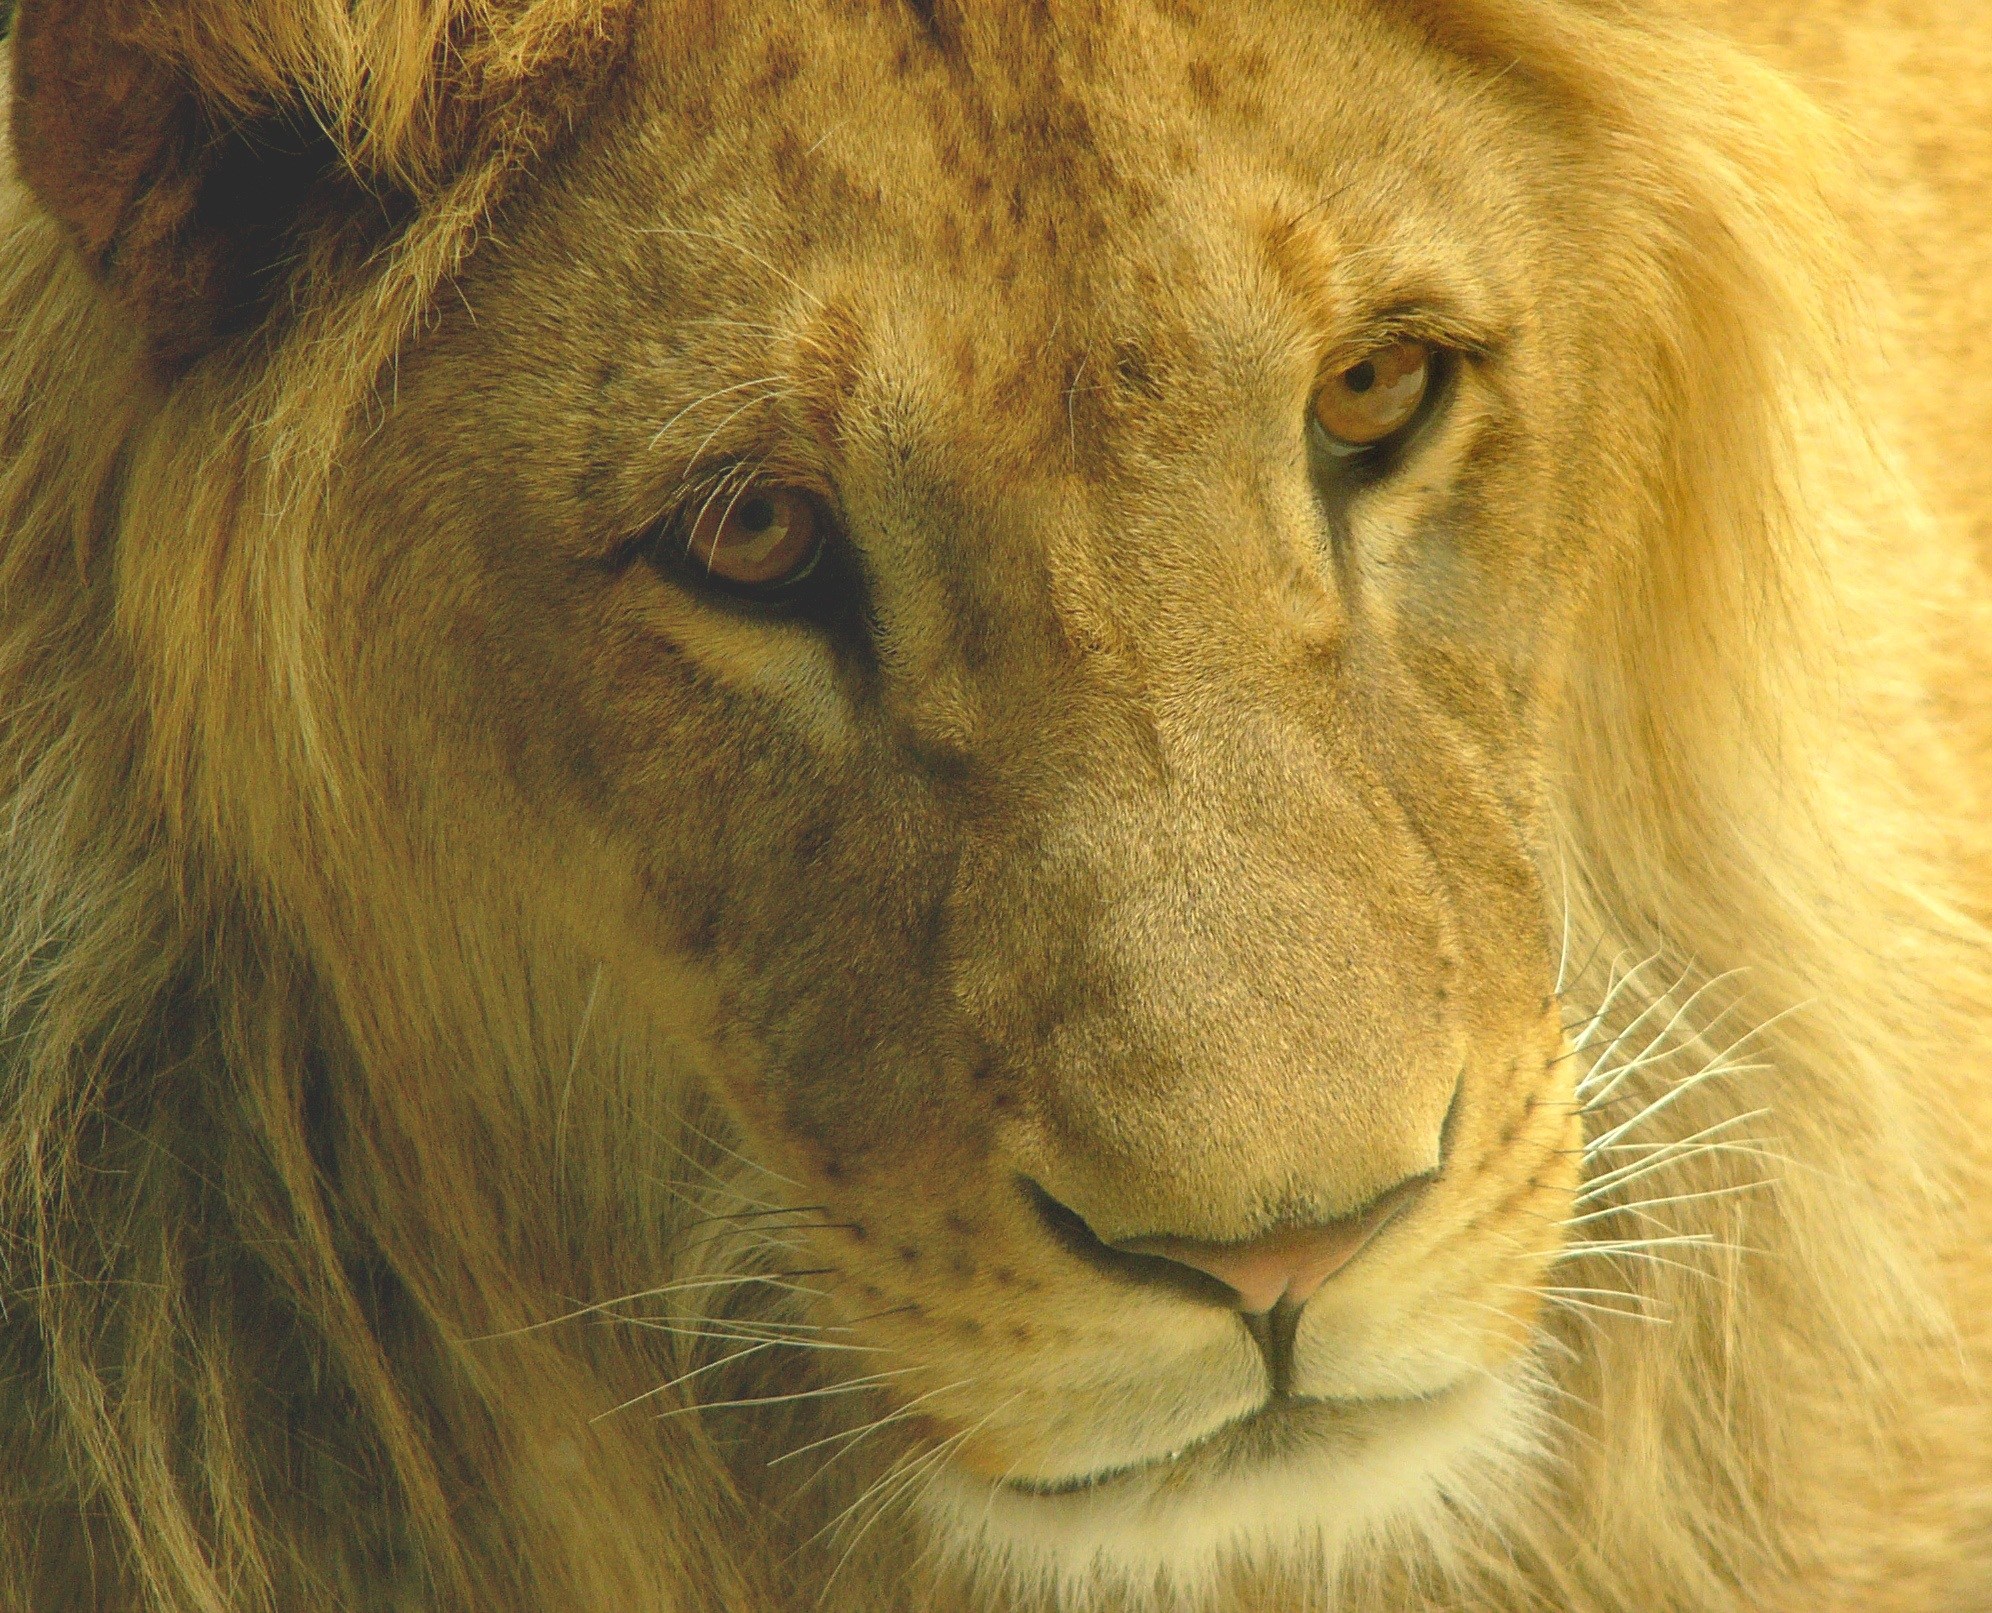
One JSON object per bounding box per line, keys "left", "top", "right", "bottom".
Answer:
{"left": 1, "top": 0, "right": 1988, "bottom": 1608}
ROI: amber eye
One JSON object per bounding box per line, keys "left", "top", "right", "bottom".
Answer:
{"left": 684, "top": 485, "right": 822, "bottom": 588}
{"left": 1311, "top": 341, "right": 1434, "bottom": 449}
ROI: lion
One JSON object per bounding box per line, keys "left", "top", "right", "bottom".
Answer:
{"left": 1, "top": 0, "right": 1988, "bottom": 1607}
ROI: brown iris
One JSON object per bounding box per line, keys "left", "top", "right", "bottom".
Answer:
{"left": 686, "top": 486, "right": 822, "bottom": 587}
{"left": 1312, "top": 341, "right": 1434, "bottom": 448}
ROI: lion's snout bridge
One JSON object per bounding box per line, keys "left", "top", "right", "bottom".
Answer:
{"left": 941, "top": 676, "right": 1486, "bottom": 1318}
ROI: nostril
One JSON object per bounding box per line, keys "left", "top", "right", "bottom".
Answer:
{"left": 1021, "top": 1179, "right": 1246, "bottom": 1309}
{"left": 1022, "top": 1171, "right": 1435, "bottom": 1314}
{"left": 1117, "top": 1170, "right": 1432, "bottom": 1313}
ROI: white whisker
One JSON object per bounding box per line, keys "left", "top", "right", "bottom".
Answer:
{"left": 1561, "top": 1179, "right": 1772, "bottom": 1231}
{"left": 1577, "top": 970, "right": 1751, "bottom": 1109}
{"left": 646, "top": 374, "right": 786, "bottom": 449}
{"left": 458, "top": 1271, "right": 831, "bottom": 1343}
{"left": 1580, "top": 1111, "right": 1776, "bottom": 1201}
{"left": 591, "top": 1338, "right": 784, "bottom": 1423}
{"left": 655, "top": 1367, "right": 924, "bottom": 1421}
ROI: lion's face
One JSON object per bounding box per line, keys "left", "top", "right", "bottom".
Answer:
{"left": 333, "top": 0, "right": 1615, "bottom": 1571}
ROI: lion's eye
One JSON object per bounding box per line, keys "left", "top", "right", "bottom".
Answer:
{"left": 684, "top": 485, "right": 823, "bottom": 589}
{"left": 1311, "top": 341, "right": 1434, "bottom": 450}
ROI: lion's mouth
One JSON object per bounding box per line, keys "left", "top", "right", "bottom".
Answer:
{"left": 1000, "top": 1421, "right": 1240, "bottom": 1498}
{"left": 999, "top": 1387, "right": 1454, "bottom": 1499}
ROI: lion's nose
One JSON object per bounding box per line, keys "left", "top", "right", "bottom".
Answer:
{"left": 1025, "top": 1170, "right": 1435, "bottom": 1314}
{"left": 1113, "top": 1173, "right": 1432, "bottom": 1312}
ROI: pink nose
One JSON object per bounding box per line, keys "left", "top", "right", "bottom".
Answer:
{"left": 1115, "top": 1174, "right": 1433, "bottom": 1313}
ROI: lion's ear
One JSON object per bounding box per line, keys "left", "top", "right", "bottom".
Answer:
{"left": 8, "top": 0, "right": 630, "bottom": 371}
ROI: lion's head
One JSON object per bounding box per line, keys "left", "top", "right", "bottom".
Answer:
{"left": 3, "top": 0, "right": 1985, "bottom": 1608}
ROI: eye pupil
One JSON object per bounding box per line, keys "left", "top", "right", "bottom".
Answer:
{"left": 674, "top": 482, "right": 825, "bottom": 592}
{"left": 1311, "top": 341, "right": 1435, "bottom": 450}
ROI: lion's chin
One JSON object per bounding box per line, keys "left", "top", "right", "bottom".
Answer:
{"left": 916, "top": 1371, "right": 1535, "bottom": 1587}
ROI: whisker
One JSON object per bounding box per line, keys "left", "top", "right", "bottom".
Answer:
{"left": 1584, "top": 1000, "right": 1808, "bottom": 1152}
{"left": 1534, "top": 1290, "right": 1672, "bottom": 1327}
{"left": 1556, "top": 1243, "right": 1725, "bottom": 1282}
{"left": 611, "top": 1318, "right": 886, "bottom": 1355}
{"left": 1576, "top": 970, "right": 1752, "bottom": 1108}
{"left": 808, "top": 1426, "right": 954, "bottom": 1560}
{"left": 686, "top": 396, "right": 791, "bottom": 480}
{"left": 646, "top": 1148, "right": 787, "bottom": 1213}
{"left": 654, "top": 1367, "right": 924, "bottom": 1421}
{"left": 591, "top": 1338, "right": 784, "bottom": 1423}
{"left": 1580, "top": 1111, "right": 1776, "bottom": 1201}
{"left": 1566, "top": 951, "right": 1668, "bottom": 1055}
{"left": 770, "top": 1377, "right": 975, "bottom": 1473}
{"left": 1572, "top": 958, "right": 1706, "bottom": 1092}
{"left": 458, "top": 1271, "right": 834, "bottom": 1342}
{"left": 673, "top": 1110, "right": 806, "bottom": 1191}
{"left": 1560, "top": 1180, "right": 1772, "bottom": 1230}
{"left": 646, "top": 375, "right": 786, "bottom": 450}
{"left": 1571, "top": 1233, "right": 1755, "bottom": 1259}
{"left": 677, "top": 1203, "right": 833, "bottom": 1229}
{"left": 814, "top": 1391, "right": 1021, "bottom": 1606}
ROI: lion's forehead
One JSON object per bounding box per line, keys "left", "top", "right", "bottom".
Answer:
{"left": 468, "top": 0, "right": 1550, "bottom": 662}
{"left": 602, "top": 0, "right": 1531, "bottom": 426}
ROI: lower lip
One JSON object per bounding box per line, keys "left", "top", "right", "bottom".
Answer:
{"left": 1001, "top": 1396, "right": 1335, "bottom": 1498}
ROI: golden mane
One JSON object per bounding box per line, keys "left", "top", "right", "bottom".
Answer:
{"left": 1, "top": 1, "right": 1987, "bottom": 1609}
